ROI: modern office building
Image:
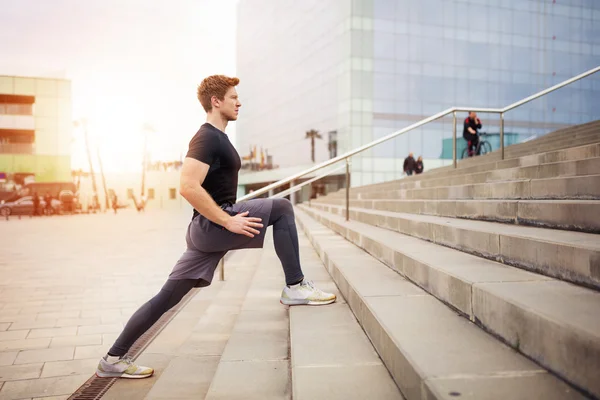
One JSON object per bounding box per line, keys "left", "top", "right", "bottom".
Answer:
{"left": 0, "top": 75, "right": 72, "bottom": 185}
{"left": 236, "top": 0, "right": 600, "bottom": 187}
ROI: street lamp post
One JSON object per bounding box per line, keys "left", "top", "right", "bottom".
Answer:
{"left": 74, "top": 119, "right": 100, "bottom": 212}
{"left": 141, "top": 124, "right": 155, "bottom": 199}
{"left": 97, "top": 148, "right": 110, "bottom": 210}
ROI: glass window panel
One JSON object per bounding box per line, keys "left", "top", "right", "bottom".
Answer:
{"left": 421, "top": 37, "right": 443, "bottom": 63}
{"left": 374, "top": 31, "right": 395, "bottom": 59}
{"left": 550, "top": 14, "right": 571, "bottom": 39}
{"left": 512, "top": 11, "right": 533, "bottom": 37}
{"left": 442, "top": 1, "right": 455, "bottom": 26}
{"left": 374, "top": 73, "right": 396, "bottom": 100}
{"left": 422, "top": 77, "right": 444, "bottom": 101}
{"left": 499, "top": 8, "right": 512, "bottom": 33}
{"left": 373, "top": 19, "right": 395, "bottom": 33}
{"left": 419, "top": 0, "right": 444, "bottom": 26}
{"left": 374, "top": 59, "right": 395, "bottom": 73}
{"left": 468, "top": 4, "right": 489, "bottom": 32}
{"left": 512, "top": 46, "right": 533, "bottom": 72}
{"left": 408, "top": 1, "right": 422, "bottom": 23}
{"left": 395, "top": 78, "right": 409, "bottom": 102}
{"left": 423, "top": 63, "right": 443, "bottom": 77}
{"left": 442, "top": 79, "right": 456, "bottom": 105}
{"left": 374, "top": 0, "right": 395, "bottom": 20}
{"left": 394, "top": 34, "right": 410, "bottom": 60}
{"left": 442, "top": 39, "right": 455, "bottom": 65}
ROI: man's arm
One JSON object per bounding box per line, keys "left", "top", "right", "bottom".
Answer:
{"left": 179, "top": 157, "right": 231, "bottom": 227}
{"left": 179, "top": 157, "right": 263, "bottom": 238}
{"left": 476, "top": 118, "right": 482, "bottom": 129}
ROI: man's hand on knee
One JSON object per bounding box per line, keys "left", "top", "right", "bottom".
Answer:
{"left": 225, "top": 211, "right": 264, "bottom": 237}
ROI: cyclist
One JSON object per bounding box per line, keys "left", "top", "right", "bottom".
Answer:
{"left": 463, "top": 111, "right": 482, "bottom": 157}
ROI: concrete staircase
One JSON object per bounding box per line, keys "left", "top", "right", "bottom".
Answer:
{"left": 297, "top": 121, "right": 600, "bottom": 399}
{"left": 102, "top": 235, "right": 403, "bottom": 400}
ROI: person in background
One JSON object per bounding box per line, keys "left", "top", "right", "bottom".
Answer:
{"left": 32, "top": 192, "right": 40, "bottom": 216}
{"left": 415, "top": 156, "right": 424, "bottom": 174}
{"left": 112, "top": 194, "right": 119, "bottom": 214}
{"left": 403, "top": 152, "right": 416, "bottom": 176}
{"left": 463, "top": 111, "right": 482, "bottom": 156}
{"left": 44, "top": 192, "right": 53, "bottom": 216}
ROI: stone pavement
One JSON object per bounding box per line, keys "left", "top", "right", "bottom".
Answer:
{"left": 0, "top": 206, "right": 402, "bottom": 399}
{"left": 0, "top": 208, "right": 195, "bottom": 400}
{"left": 102, "top": 224, "right": 401, "bottom": 400}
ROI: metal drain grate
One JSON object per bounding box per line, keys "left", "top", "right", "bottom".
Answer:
{"left": 68, "top": 288, "right": 200, "bottom": 399}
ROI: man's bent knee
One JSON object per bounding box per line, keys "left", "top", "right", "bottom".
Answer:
{"left": 273, "top": 198, "right": 294, "bottom": 215}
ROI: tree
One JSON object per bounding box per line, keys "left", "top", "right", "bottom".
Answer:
{"left": 140, "top": 123, "right": 156, "bottom": 197}
{"left": 305, "top": 129, "right": 322, "bottom": 163}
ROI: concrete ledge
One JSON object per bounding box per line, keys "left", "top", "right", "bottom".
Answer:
{"left": 296, "top": 205, "right": 600, "bottom": 399}
{"left": 323, "top": 141, "right": 600, "bottom": 199}
{"left": 313, "top": 198, "right": 600, "bottom": 233}
{"left": 350, "top": 175, "right": 600, "bottom": 201}
{"left": 309, "top": 203, "right": 600, "bottom": 289}
{"left": 294, "top": 207, "right": 589, "bottom": 400}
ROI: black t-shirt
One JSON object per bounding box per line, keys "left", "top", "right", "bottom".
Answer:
{"left": 186, "top": 123, "right": 241, "bottom": 219}
{"left": 463, "top": 117, "right": 482, "bottom": 139}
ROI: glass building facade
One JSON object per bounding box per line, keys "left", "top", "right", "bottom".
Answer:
{"left": 237, "top": 0, "right": 600, "bottom": 187}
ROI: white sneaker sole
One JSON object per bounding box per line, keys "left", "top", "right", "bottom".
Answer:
{"left": 280, "top": 297, "right": 336, "bottom": 306}
{"left": 96, "top": 370, "right": 154, "bottom": 379}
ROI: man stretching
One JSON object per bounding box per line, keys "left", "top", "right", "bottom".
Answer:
{"left": 96, "top": 75, "right": 336, "bottom": 379}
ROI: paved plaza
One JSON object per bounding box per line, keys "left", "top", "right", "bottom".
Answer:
{"left": 0, "top": 208, "right": 195, "bottom": 399}
{"left": 0, "top": 205, "right": 393, "bottom": 400}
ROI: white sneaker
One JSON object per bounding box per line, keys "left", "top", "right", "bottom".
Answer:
{"left": 96, "top": 355, "right": 154, "bottom": 379}
{"left": 280, "top": 280, "right": 336, "bottom": 305}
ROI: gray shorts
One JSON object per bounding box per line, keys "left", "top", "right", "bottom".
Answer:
{"left": 168, "top": 198, "right": 273, "bottom": 287}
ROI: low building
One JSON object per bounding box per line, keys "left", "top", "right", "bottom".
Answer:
{"left": 0, "top": 75, "right": 72, "bottom": 187}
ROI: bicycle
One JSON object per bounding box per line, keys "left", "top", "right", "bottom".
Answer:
{"left": 461, "top": 132, "right": 492, "bottom": 159}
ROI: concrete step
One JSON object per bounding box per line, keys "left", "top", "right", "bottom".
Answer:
{"left": 204, "top": 243, "right": 291, "bottom": 400}
{"left": 504, "top": 131, "right": 600, "bottom": 157}
{"left": 289, "top": 233, "right": 404, "bottom": 400}
{"left": 341, "top": 157, "right": 600, "bottom": 194}
{"left": 538, "top": 120, "right": 600, "bottom": 141}
{"left": 323, "top": 143, "right": 600, "bottom": 200}
{"left": 352, "top": 175, "right": 600, "bottom": 201}
{"left": 103, "top": 250, "right": 264, "bottom": 400}
{"left": 456, "top": 128, "right": 600, "bottom": 169}
{"left": 308, "top": 202, "right": 600, "bottom": 289}
{"left": 312, "top": 198, "right": 600, "bottom": 233}
{"left": 202, "top": 234, "right": 402, "bottom": 400}
{"left": 526, "top": 125, "right": 600, "bottom": 145}
{"left": 295, "top": 206, "right": 593, "bottom": 400}
{"left": 506, "top": 129, "right": 600, "bottom": 154}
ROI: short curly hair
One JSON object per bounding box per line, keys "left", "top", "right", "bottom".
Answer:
{"left": 197, "top": 75, "right": 240, "bottom": 112}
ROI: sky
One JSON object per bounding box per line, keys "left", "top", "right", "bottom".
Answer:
{"left": 0, "top": 0, "right": 239, "bottom": 172}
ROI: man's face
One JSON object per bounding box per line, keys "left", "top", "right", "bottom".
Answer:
{"left": 213, "top": 87, "right": 241, "bottom": 121}
{"left": 470, "top": 112, "right": 477, "bottom": 120}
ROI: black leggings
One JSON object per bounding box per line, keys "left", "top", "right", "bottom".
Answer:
{"left": 108, "top": 198, "right": 304, "bottom": 357}
{"left": 466, "top": 135, "right": 479, "bottom": 156}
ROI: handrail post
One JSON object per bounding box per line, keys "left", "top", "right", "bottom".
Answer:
{"left": 219, "top": 258, "right": 224, "bottom": 281}
{"left": 290, "top": 180, "right": 295, "bottom": 205}
{"left": 345, "top": 158, "right": 351, "bottom": 221}
{"left": 500, "top": 112, "right": 505, "bottom": 160}
{"left": 452, "top": 111, "right": 457, "bottom": 168}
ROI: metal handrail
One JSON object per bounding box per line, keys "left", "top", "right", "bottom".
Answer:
{"left": 238, "top": 66, "right": 599, "bottom": 204}
{"left": 217, "top": 66, "right": 600, "bottom": 281}
{"left": 271, "top": 163, "right": 347, "bottom": 200}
